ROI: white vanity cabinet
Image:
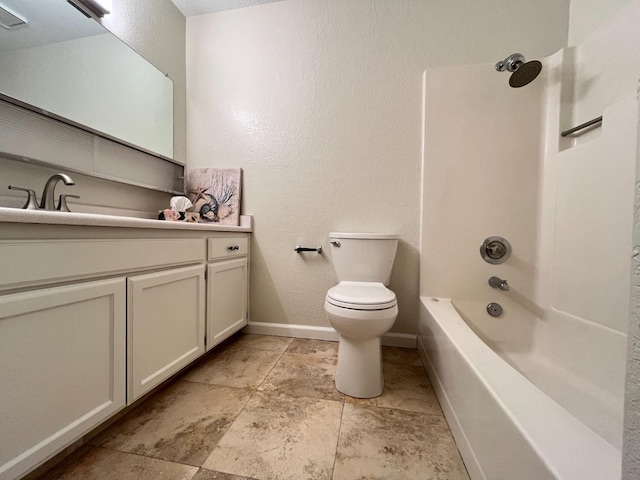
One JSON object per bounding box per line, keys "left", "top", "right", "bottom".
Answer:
{"left": 0, "top": 237, "right": 205, "bottom": 480}
{"left": 128, "top": 264, "right": 205, "bottom": 402}
{"left": 0, "top": 214, "right": 252, "bottom": 480}
{"left": 206, "top": 235, "right": 249, "bottom": 350}
{"left": 0, "top": 278, "right": 126, "bottom": 480}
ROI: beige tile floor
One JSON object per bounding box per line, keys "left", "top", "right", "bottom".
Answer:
{"left": 40, "top": 334, "right": 469, "bottom": 480}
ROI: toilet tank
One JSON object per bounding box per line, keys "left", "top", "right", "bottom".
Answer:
{"left": 329, "top": 232, "right": 399, "bottom": 285}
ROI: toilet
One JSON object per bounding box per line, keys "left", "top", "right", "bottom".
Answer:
{"left": 324, "top": 232, "right": 399, "bottom": 398}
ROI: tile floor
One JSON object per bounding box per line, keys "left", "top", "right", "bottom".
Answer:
{"left": 40, "top": 334, "right": 469, "bottom": 480}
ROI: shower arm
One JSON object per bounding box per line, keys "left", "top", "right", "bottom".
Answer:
{"left": 495, "top": 53, "right": 525, "bottom": 72}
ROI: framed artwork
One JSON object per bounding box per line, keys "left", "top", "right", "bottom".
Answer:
{"left": 185, "top": 168, "right": 242, "bottom": 225}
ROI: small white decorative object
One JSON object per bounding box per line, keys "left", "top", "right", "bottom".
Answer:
{"left": 185, "top": 168, "right": 242, "bottom": 225}
{"left": 170, "top": 196, "right": 193, "bottom": 212}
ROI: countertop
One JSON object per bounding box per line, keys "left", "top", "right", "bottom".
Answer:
{"left": 0, "top": 207, "right": 253, "bottom": 232}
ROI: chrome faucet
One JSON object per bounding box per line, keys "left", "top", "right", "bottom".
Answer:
{"left": 488, "top": 276, "right": 509, "bottom": 291}
{"left": 40, "top": 173, "right": 75, "bottom": 210}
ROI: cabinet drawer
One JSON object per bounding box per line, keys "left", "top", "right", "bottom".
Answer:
{"left": 0, "top": 238, "right": 205, "bottom": 291}
{"left": 208, "top": 236, "right": 248, "bottom": 260}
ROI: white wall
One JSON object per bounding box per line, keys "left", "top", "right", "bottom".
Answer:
{"left": 568, "top": 0, "right": 634, "bottom": 46}
{"left": 186, "top": 0, "right": 569, "bottom": 334}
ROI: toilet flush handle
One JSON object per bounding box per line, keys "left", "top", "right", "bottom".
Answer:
{"left": 330, "top": 241, "right": 341, "bottom": 247}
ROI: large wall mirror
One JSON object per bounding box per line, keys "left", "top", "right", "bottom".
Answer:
{"left": 0, "top": 0, "right": 173, "bottom": 159}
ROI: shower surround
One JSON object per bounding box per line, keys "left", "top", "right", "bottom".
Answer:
{"left": 419, "top": 3, "right": 639, "bottom": 478}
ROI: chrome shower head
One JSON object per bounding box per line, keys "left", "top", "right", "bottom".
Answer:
{"left": 495, "top": 53, "right": 542, "bottom": 88}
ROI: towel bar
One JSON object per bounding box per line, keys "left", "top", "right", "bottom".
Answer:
{"left": 561, "top": 116, "right": 603, "bottom": 137}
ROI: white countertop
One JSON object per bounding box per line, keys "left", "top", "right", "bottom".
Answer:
{"left": 0, "top": 207, "right": 253, "bottom": 232}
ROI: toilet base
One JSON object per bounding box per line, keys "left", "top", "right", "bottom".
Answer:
{"left": 335, "top": 334, "right": 384, "bottom": 398}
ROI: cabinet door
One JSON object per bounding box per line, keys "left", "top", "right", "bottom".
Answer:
{"left": 128, "top": 264, "right": 205, "bottom": 402}
{"left": 207, "top": 257, "right": 248, "bottom": 350}
{"left": 0, "top": 278, "right": 126, "bottom": 480}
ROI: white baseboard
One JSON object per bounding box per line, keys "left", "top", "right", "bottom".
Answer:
{"left": 242, "top": 321, "right": 416, "bottom": 349}
{"left": 243, "top": 322, "right": 339, "bottom": 341}
{"left": 382, "top": 332, "right": 417, "bottom": 348}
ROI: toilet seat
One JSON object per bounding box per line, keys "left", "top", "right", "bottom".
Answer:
{"left": 326, "top": 281, "right": 397, "bottom": 310}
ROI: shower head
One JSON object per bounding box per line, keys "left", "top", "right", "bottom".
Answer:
{"left": 495, "top": 53, "right": 542, "bottom": 88}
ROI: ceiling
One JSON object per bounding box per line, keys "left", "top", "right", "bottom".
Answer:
{"left": 0, "top": 0, "right": 104, "bottom": 53}
{"left": 170, "top": 0, "right": 283, "bottom": 17}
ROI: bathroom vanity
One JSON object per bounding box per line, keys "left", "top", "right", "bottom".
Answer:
{"left": 0, "top": 209, "right": 251, "bottom": 480}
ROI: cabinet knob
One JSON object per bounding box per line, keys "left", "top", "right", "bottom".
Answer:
{"left": 227, "top": 245, "right": 240, "bottom": 251}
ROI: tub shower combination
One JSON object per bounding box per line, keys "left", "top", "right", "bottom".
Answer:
{"left": 418, "top": 236, "right": 622, "bottom": 480}
{"left": 418, "top": 296, "right": 620, "bottom": 480}
{"left": 418, "top": 34, "right": 633, "bottom": 478}
{"left": 418, "top": 237, "right": 622, "bottom": 479}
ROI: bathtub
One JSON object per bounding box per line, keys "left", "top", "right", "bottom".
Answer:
{"left": 418, "top": 296, "right": 621, "bottom": 480}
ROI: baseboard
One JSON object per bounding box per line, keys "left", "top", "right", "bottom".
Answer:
{"left": 243, "top": 322, "right": 339, "bottom": 341}
{"left": 382, "top": 332, "right": 417, "bottom": 348}
{"left": 243, "top": 321, "right": 417, "bottom": 348}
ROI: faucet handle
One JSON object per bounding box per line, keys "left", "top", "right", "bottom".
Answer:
{"left": 57, "top": 194, "right": 80, "bottom": 212}
{"left": 8, "top": 185, "right": 39, "bottom": 210}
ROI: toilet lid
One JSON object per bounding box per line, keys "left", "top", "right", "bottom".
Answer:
{"left": 326, "top": 281, "right": 397, "bottom": 310}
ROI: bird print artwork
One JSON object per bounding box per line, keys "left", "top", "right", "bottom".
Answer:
{"left": 185, "top": 168, "right": 242, "bottom": 225}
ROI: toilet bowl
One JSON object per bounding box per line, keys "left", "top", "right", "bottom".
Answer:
{"left": 324, "top": 233, "right": 399, "bottom": 398}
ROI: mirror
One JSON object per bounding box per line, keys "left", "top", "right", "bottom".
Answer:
{"left": 0, "top": 0, "right": 173, "bottom": 159}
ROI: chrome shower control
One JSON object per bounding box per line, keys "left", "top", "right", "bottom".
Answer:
{"left": 487, "top": 303, "right": 503, "bottom": 317}
{"left": 480, "top": 236, "right": 512, "bottom": 264}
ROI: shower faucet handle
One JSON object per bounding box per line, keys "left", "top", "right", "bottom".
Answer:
{"left": 486, "top": 243, "right": 505, "bottom": 257}
{"left": 480, "top": 236, "right": 512, "bottom": 264}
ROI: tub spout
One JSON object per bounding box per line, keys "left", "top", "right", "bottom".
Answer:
{"left": 489, "top": 276, "right": 509, "bottom": 291}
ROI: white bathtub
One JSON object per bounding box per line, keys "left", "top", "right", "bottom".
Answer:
{"left": 418, "top": 296, "right": 621, "bottom": 480}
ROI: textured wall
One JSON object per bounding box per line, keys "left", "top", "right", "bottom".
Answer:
{"left": 626, "top": 283, "right": 640, "bottom": 477}
{"left": 186, "top": 0, "right": 569, "bottom": 333}
{"left": 623, "top": 83, "right": 640, "bottom": 480}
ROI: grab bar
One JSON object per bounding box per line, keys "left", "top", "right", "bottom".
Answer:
{"left": 295, "top": 244, "right": 322, "bottom": 254}
{"left": 561, "top": 116, "right": 603, "bottom": 137}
